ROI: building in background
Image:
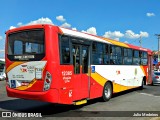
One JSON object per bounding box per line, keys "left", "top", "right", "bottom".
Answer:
{"left": 152, "top": 51, "right": 160, "bottom": 70}
{"left": 0, "top": 59, "right": 5, "bottom": 80}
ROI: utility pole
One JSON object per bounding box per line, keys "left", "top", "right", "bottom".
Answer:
{"left": 139, "top": 36, "right": 142, "bottom": 47}
{"left": 155, "top": 34, "right": 160, "bottom": 62}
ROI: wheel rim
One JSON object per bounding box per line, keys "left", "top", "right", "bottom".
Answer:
{"left": 104, "top": 85, "right": 111, "bottom": 98}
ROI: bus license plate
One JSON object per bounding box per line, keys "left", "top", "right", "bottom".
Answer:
{"left": 11, "top": 80, "right": 16, "bottom": 88}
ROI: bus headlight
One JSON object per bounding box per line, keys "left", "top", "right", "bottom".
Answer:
{"left": 43, "top": 71, "right": 52, "bottom": 91}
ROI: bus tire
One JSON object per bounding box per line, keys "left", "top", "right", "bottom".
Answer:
{"left": 102, "top": 82, "right": 112, "bottom": 102}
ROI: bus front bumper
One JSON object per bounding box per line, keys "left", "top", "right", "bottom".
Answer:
{"left": 6, "top": 86, "right": 59, "bottom": 103}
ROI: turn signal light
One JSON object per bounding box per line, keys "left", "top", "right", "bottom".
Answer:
{"left": 43, "top": 71, "right": 52, "bottom": 91}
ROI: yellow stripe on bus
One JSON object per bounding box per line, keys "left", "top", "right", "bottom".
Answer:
{"left": 112, "top": 82, "right": 136, "bottom": 93}
{"left": 91, "top": 72, "right": 138, "bottom": 93}
{"left": 140, "top": 66, "right": 146, "bottom": 76}
{"left": 103, "top": 38, "right": 129, "bottom": 48}
{"left": 15, "top": 79, "right": 36, "bottom": 90}
{"left": 91, "top": 72, "right": 107, "bottom": 86}
{"left": 6, "top": 62, "right": 25, "bottom": 73}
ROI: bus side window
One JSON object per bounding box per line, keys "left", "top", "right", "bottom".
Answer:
{"left": 92, "top": 42, "right": 103, "bottom": 65}
{"left": 140, "top": 52, "right": 148, "bottom": 65}
{"left": 60, "top": 36, "right": 70, "bottom": 64}
{"left": 123, "top": 48, "right": 133, "bottom": 65}
{"left": 133, "top": 50, "right": 140, "bottom": 65}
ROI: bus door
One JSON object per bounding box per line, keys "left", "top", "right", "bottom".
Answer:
{"left": 148, "top": 55, "right": 152, "bottom": 84}
{"left": 72, "top": 44, "right": 90, "bottom": 100}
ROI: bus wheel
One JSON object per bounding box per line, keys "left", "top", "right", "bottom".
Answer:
{"left": 102, "top": 82, "right": 112, "bottom": 102}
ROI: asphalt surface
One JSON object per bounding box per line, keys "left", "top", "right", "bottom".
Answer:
{"left": 1, "top": 80, "right": 160, "bottom": 120}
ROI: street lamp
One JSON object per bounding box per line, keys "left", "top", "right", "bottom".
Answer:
{"left": 155, "top": 34, "right": 160, "bottom": 62}
{"left": 139, "top": 36, "right": 142, "bottom": 47}
{"left": 128, "top": 32, "right": 142, "bottom": 47}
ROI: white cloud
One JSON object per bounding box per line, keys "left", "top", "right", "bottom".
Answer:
{"left": 61, "top": 22, "right": 71, "bottom": 28}
{"left": 146, "top": 12, "right": 155, "bottom": 17}
{"left": 72, "top": 27, "right": 77, "bottom": 30}
{"left": 9, "top": 17, "right": 53, "bottom": 32}
{"left": 102, "top": 30, "right": 149, "bottom": 41}
{"left": 81, "top": 30, "right": 87, "bottom": 33}
{"left": 86, "top": 27, "right": 97, "bottom": 35}
{"left": 27, "top": 17, "right": 53, "bottom": 25}
{"left": 0, "top": 36, "right": 2, "bottom": 40}
{"left": 114, "top": 38, "right": 120, "bottom": 41}
{"left": 125, "top": 30, "right": 140, "bottom": 39}
{"left": 17, "top": 22, "right": 23, "bottom": 26}
{"left": 140, "top": 31, "right": 149, "bottom": 38}
{"left": 9, "top": 26, "right": 16, "bottom": 29}
{"left": 103, "top": 31, "right": 124, "bottom": 40}
{"left": 124, "top": 41, "right": 129, "bottom": 43}
{"left": 82, "top": 27, "right": 97, "bottom": 35}
{"left": 56, "top": 15, "right": 66, "bottom": 22}
{"left": 124, "top": 30, "right": 149, "bottom": 39}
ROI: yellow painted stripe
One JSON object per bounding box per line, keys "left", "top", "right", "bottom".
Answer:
{"left": 74, "top": 99, "right": 87, "bottom": 105}
{"left": 140, "top": 66, "right": 146, "bottom": 76}
{"left": 108, "top": 39, "right": 129, "bottom": 48}
{"left": 91, "top": 71, "right": 140, "bottom": 93}
{"left": 91, "top": 72, "right": 107, "bottom": 86}
{"left": 6, "top": 62, "right": 25, "bottom": 73}
{"left": 103, "top": 38, "right": 129, "bottom": 48}
{"left": 15, "top": 79, "right": 37, "bottom": 90}
{"left": 113, "top": 82, "right": 137, "bottom": 93}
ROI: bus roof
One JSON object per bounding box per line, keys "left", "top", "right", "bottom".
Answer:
{"left": 59, "top": 26, "right": 152, "bottom": 54}
{"left": 6, "top": 24, "right": 152, "bottom": 54}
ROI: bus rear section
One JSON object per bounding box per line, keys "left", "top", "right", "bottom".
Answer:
{"left": 5, "top": 25, "right": 61, "bottom": 103}
{"left": 5, "top": 25, "right": 89, "bottom": 105}
{"left": 5, "top": 25, "right": 102, "bottom": 105}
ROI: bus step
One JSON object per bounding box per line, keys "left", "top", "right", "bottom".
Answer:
{"left": 74, "top": 99, "right": 87, "bottom": 105}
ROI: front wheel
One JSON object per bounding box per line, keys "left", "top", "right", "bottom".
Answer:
{"left": 102, "top": 82, "right": 112, "bottom": 102}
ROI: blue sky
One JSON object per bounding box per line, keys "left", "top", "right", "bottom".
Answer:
{"left": 0, "top": 0, "right": 160, "bottom": 58}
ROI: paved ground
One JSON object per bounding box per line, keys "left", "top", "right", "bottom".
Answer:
{"left": 1, "top": 80, "right": 160, "bottom": 120}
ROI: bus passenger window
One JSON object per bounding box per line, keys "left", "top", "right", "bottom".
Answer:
{"left": 60, "top": 36, "right": 70, "bottom": 64}
{"left": 110, "top": 59, "right": 115, "bottom": 64}
{"left": 104, "top": 55, "right": 109, "bottom": 64}
{"left": 140, "top": 52, "right": 148, "bottom": 65}
{"left": 123, "top": 48, "right": 133, "bottom": 65}
{"left": 92, "top": 42, "right": 103, "bottom": 65}
{"left": 133, "top": 50, "right": 140, "bottom": 65}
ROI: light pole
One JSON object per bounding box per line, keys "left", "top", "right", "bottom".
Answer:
{"left": 139, "top": 36, "right": 142, "bottom": 47}
{"left": 128, "top": 32, "right": 142, "bottom": 47}
{"left": 155, "top": 34, "right": 160, "bottom": 62}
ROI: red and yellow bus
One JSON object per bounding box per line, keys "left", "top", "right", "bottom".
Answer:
{"left": 5, "top": 24, "right": 152, "bottom": 105}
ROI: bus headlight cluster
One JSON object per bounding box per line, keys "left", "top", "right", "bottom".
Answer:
{"left": 43, "top": 71, "right": 52, "bottom": 91}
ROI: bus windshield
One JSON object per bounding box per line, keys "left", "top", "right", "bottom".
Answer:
{"left": 7, "top": 29, "right": 45, "bottom": 61}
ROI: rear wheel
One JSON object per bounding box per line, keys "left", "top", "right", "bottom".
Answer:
{"left": 102, "top": 82, "right": 112, "bottom": 102}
